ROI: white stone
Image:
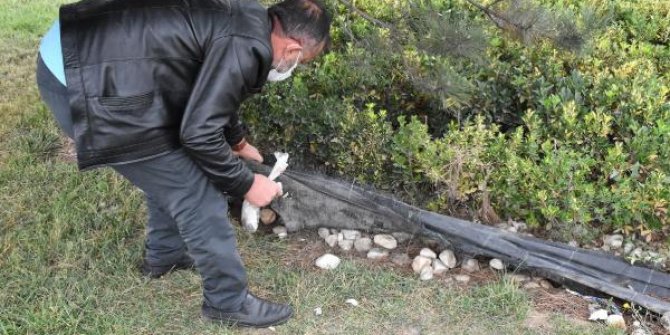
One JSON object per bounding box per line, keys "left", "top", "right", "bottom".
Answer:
{"left": 661, "top": 312, "right": 670, "bottom": 332}
{"left": 330, "top": 228, "right": 339, "bottom": 234}
{"left": 268, "top": 326, "right": 276, "bottom": 332}
{"left": 392, "top": 232, "right": 412, "bottom": 243}
{"left": 337, "top": 232, "right": 344, "bottom": 242}
{"left": 461, "top": 258, "right": 480, "bottom": 272}
{"left": 538, "top": 279, "right": 554, "bottom": 289}
{"left": 260, "top": 208, "right": 277, "bottom": 225}
{"left": 273, "top": 226, "right": 288, "bottom": 239}
{"left": 318, "top": 228, "right": 331, "bottom": 239}
{"left": 605, "top": 314, "right": 625, "bottom": 329}
{"left": 604, "top": 234, "right": 624, "bottom": 249}
{"left": 314, "top": 307, "right": 323, "bottom": 316}
{"left": 325, "top": 234, "right": 338, "bottom": 247}
{"left": 631, "top": 247, "right": 644, "bottom": 258}
{"left": 438, "top": 249, "right": 457, "bottom": 268}
{"left": 588, "top": 309, "right": 608, "bottom": 321}
{"left": 338, "top": 239, "right": 354, "bottom": 251}
{"left": 419, "top": 266, "right": 433, "bottom": 281}
{"left": 373, "top": 234, "right": 398, "bottom": 250}
{"left": 522, "top": 281, "right": 541, "bottom": 289}
{"left": 489, "top": 258, "right": 504, "bottom": 270}
{"left": 341, "top": 229, "right": 361, "bottom": 240}
{"left": 506, "top": 226, "right": 518, "bottom": 233}
{"left": 315, "top": 254, "right": 341, "bottom": 270}
{"left": 419, "top": 248, "right": 437, "bottom": 259}
{"left": 432, "top": 259, "right": 448, "bottom": 275}
{"left": 568, "top": 240, "right": 579, "bottom": 248}
{"left": 454, "top": 275, "right": 471, "bottom": 283}
{"left": 354, "top": 237, "right": 373, "bottom": 252}
{"left": 505, "top": 274, "right": 530, "bottom": 285}
{"left": 367, "top": 248, "right": 389, "bottom": 259}
{"left": 412, "top": 255, "right": 432, "bottom": 273}
{"left": 345, "top": 298, "right": 359, "bottom": 307}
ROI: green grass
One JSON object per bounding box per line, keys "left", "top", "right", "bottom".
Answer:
{"left": 0, "top": 0, "right": 624, "bottom": 334}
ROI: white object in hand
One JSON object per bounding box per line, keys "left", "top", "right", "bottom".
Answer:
{"left": 242, "top": 152, "right": 289, "bottom": 232}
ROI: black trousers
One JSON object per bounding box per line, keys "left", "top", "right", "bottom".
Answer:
{"left": 36, "top": 56, "right": 249, "bottom": 310}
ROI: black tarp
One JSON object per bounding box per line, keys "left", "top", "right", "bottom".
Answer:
{"left": 251, "top": 162, "right": 670, "bottom": 315}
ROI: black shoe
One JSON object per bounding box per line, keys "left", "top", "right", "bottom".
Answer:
{"left": 201, "top": 293, "right": 293, "bottom": 328}
{"left": 141, "top": 254, "right": 195, "bottom": 278}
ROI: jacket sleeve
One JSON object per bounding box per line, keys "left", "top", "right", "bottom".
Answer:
{"left": 180, "top": 36, "right": 268, "bottom": 197}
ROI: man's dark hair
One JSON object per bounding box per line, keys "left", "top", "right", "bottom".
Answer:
{"left": 268, "top": 0, "right": 332, "bottom": 52}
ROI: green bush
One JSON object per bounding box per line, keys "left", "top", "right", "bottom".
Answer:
{"left": 243, "top": 0, "right": 670, "bottom": 240}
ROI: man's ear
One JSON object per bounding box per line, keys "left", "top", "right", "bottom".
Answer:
{"left": 284, "top": 41, "right": 303, "bottom": 60}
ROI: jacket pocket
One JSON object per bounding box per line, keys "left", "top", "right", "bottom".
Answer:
{"left": 98, "top": 91, "right": 154, "bottom": 111}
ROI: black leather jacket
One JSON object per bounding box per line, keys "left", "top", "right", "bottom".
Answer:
{"left": 60, "top": 0, "right": 272, "bottom": 197}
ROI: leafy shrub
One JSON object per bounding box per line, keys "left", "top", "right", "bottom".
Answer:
{"left": 244, "top": 0, "right": 670, "bottom": 240}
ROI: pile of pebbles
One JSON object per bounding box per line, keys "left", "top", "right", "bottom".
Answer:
{"left": 266, "top": 219, "right": 670, "bottom": 333}
{"left": 308, "top": 227, "right": 555, "bottom": 289}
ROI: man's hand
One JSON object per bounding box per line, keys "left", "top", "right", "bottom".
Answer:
{"left": 244, "top": 174, "right": 282, "bottom": 207}
{"left": 232, "top": 138, "right": 263, "bottom": 163}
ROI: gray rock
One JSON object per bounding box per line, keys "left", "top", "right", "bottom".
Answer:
{"left": 438, "top": 249, "right": 457, "bottom": 268}
{"left": 367, "top": 248, "right": 389, "bottom": 260}
{"left": 432, "top": 259, "right": 448, "bottom": 275}
{"left": 604, "top": 234, "right": 624, "bottom": 250}
{"left": 317, "top": 227, "right": 331, "bottom": 240}
{"left": 568, "top": 240, "right": 580, "bottom": 248}
{"left": 661, "top": 312, "right": 670, "bottom": 332}
{"left": 341, "top": 229, "right": 361, "bottom": 240}
{"left": 354, "top": 237, "right": 373, "bottom": 252}
{"left": 315, "top": 254, "right": 341, "bottom": 270}
{"left": 392, "top": 232, "right": 413, "bottom": 244}
{"left": 272, "top": 225, "right": 288, "bottom": 239}
{"left": 623, "top": 242, "right": 635, "bottom": 255}
{"left": 489, "top": 258, "right": 504, "bottom": 271}
{"left": 506, "top": 226, "right": 518, "bottom": 233}
{"left": 390, "top": 253, "right": 412, "bottom": 267}
{"left": 325, "top": 234, "right": 338, "bottom": 248}
{"left": 338, "top": 239, "right": 354, "bottom": 251}
{"left": 631, "top": 329, "right": 651, "bottom": 335}
{"left": 461, "top": 258, "right": 480, "bottom": 272}
{"left": 337, "top": 232, "right": 344, "bottom": 243}
{"left": 419, "top": 248, "right": 437, "bottom": 259}
{"left": 330, "top": 228, "right": 339, "bottom": 234}
{"left": 454, "top": 275, "right": 471, "bottom": 283}
{"left": 373, "top": 234, "right": 398, "bottom": 250}
{"left": 412, "top": 255, "right": 432, "bottom": 273}
{"left": 419, "top": 266, "right": 433, "bottom": 281}
{"left": 631, "top": 247, "right": 643, "bottom": 258}
{"left": 510, "top": 220, "right": 527, "bottom": 232}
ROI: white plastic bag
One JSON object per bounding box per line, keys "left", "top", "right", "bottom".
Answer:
{"left": 241, "top": 152, "right": 289, "bottom": 232}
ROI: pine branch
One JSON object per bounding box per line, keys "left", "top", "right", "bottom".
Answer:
{"left": 464, "top": 0, "right": 510, "bottom": 30}
{"left": 336, "top": 0, "right": 394, "bottom": 30}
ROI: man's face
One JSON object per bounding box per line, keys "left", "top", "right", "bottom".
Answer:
{"left": 272, "top": 36, "right": 326, "bottom": 68}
